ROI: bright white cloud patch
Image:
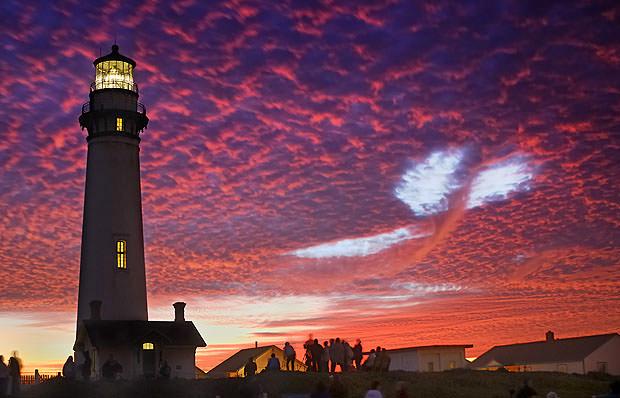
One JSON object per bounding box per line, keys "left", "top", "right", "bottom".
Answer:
{"left": 394, "top": 149, "right": 464, "bottom": 216}
{"left": 289, "top": 226, "right": 429, "bottom": 258}
{"left": 467, "top": 158, "right": 533, "bottom": 208}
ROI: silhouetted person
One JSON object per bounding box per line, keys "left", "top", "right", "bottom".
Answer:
{"left": 321, "top": 341, "right": 330, "bottom": 373}
{"left": 159, "top": 360, "right": 171, "bottom": 379}
{"left": 101, "top": 355, "right": 122, "bottom": 380}
{"left": 332, "top": 338, "right": 344, "bottom": 372}
{"left": 62, "top": 355, "right": 76, "bottom": 380}
{"left": 244, "top": 357, "right": 257, "bottom": 378}
{"left": 328, "top": 339, "right": 335, "bottom": 371}
{"left": 373, "top": 346, "right": 383, "bottom": 371}
{"left": 310, "top": 339, "right": 323, "bottom": 372}
{"left": 381, "top": 348, "right": 391, "bottom": 372}
{"left": 311, "top": 381, "right": 330, "bottom": 398}
{"left": 364, "top": 381, "right": 383, "bottom": 398}
{"left": 329, "top": 374, "right": 348, "bottom": 398}
{"left": 81, "top": 350, "right": 91, "bottom": 381}
{"left": 343, "top": 340, "right": 354, "bottom": 371}
{"left": 353, "top": 339, "right": 363, "bottom": 369}
{"left": 266, "top": 353, "right": 281, "bottom": 371}
{"left": 283, "top": 342, "right": 296, "bottom": 371}
{"left": 515, "top": 380, "right": 537, "bottom": 398}
{"left": 362, "top": 349, "right": 376, "bottom": 371}
{"left": 8, "top": 352, "right": 21, "bottom": 396}
{"left": 0, "top": 356, "right": 8, "bottom": 398}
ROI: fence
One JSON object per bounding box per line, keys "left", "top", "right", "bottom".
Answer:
{"left": 20, "top": 371, "right": 60, "bottom": 385}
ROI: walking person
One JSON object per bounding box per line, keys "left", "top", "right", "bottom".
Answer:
{"left": 283, "top": 342, "right": 296, "bottom": 371}
{"left": 0, "top": 356, "right": 8, "bottom": 398}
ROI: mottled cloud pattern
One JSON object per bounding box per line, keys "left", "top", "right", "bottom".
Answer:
{"left": 0, "top": 0, "right": 619, "bottom": 372}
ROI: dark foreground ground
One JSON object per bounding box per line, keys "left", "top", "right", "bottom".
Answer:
{"left": 21, "top": 370, "right": 619, "bottom": 398}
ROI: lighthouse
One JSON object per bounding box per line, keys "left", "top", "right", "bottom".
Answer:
{"left": 76, "top": 44, "right": 149, "bottom": 322}
{"left": 73, "top": 45, "right": 205, "bottom": 379}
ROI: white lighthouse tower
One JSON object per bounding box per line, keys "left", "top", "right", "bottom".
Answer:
{"left": 76, "top": 44, "right": 149, "bottom": 322}
{"left": 73, "top": 45, "right": 205, "bottom": 379}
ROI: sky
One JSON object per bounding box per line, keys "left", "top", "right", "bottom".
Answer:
{"left": 0, "top": 0, "right": 619, "bottom": 373}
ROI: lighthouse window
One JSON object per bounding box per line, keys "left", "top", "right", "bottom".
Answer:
{"left": 143, "top": 342, "right": 154, "bottom": 350}
{"left": 116, "top": 240, "right": 127, "bottom": 269}
{"left": 116, "top": 117, "right": 124, "bottom": 132}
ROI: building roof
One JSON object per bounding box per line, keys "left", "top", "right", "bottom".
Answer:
{"left": 206, "top": 345, "right": 280, "bottom": 378}
{"left": 75, "top": 320, "right": 206, "bottom": 350}
{"left": 385, "top": 344, "right": 473, "bottom": 354}
{"left": 94, "top": 44, "right": 137, "bottom": 67}
{"left": 471, "top": 333, "right": 618, "bottom": 368}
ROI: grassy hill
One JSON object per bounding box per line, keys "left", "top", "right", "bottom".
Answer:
{"left": 21, "top": 369, "right": 618, "bottom": 398}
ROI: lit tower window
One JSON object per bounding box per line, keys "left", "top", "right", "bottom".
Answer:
{"left": 142, "top": 342, "right": 154, "bottom": 350}
{"left": 116, "top": 240, "right": 127, "bottom": 269}
{"left": 116, "top": 117, "right": 123, "bottom": 131}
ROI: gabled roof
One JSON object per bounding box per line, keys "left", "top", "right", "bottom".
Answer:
{"left": 75, "top": 320, "right": 206, "bottom": 350}
{"left": 471, "top": 333, "right": 618, "bottom": 368}
{"left": 206, "top": 345, "right": 279, "bottom": 378}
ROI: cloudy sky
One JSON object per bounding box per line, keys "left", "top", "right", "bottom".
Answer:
{"left": 0, "top": 0, "right": 619, "bottom": 372}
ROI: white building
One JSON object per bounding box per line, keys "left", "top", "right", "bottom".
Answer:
{"left": 387, "top": 344, "right": 473, "bottom": 372}
{"left": 72, "top": 44, "right": 206, "bottom": 379}
{"left": 470, "top": 331, "right": 620, "bottom": 375}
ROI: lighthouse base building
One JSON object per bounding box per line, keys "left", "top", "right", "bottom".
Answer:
{"left": 72, "top": 45, "right": 206, "bottom": 379}
{"left": 73, "top": 302, "right": 205, "bottom": 379}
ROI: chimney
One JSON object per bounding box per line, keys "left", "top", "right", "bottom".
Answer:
{"left": 89, "top": 300, "right": 102, "bottom": 320}
{"left": 255, "top": 341, "right": 258, "bottom": 348}
{"left": 546, "top": 330, "right": 555, "bottom": 342}
{"left": 173, "top": 302, "right": 186, "bottom": 322}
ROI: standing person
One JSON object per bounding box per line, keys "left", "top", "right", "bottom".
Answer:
{"left": 362, "top": 349, "right": 376, "bottom": 371}
{"left": 310, "top": 339, "right": 323, "bottom": 372}
{"left": 283, "top": 342, "right": 296, "bottom": 371}
{"left": 343, "top": 341, "right": 353, "bottom": 372}
{"left": 353, "top": 340, "right": 363, "bottom": 370}
{"left": 62, "top": 355, "right": 76, "bottom": 380}
{"left": 0, "top": 356, "right": 8, "bottom": 398}
{"left": 381, "top": 348, "right": 391, "bottom": 372}
{"left": 8, "top": 352, "right": 21, "bottom": 397}
{"left": 267, "top": 353, "right": 281, "bottom": 371}
{"left": 332, "top": 338, "right": 344, "bottom": 372}
{"left": 328, "top": 339, "right": 335, "bottom": 372}
{"left": 321, "top": 341, "right": 330, "bottom": 373}
{"left": 81, "top": 351, "right": 91, "bottom": 381}
{"left": 364, "top": 381, "right": 383, "bottom": 398}
{"left": 244, "top": 357, "right": 257, "bottom": 378}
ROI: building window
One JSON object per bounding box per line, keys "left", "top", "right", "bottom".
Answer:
{"left": 116, "top": 240, "right": 127, "bottom": 269}
{"left": 143, "top": 342, "right": 154, "bottom": 350}
{"left": 116, "top": 117, "right": 123, "bottom": 132}
{"left": 448, "top": 361, "right": 456, "bottom": 369}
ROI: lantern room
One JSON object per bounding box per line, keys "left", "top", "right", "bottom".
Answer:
{"left": 92, "top": 44, "right": 137, "bottom": 92}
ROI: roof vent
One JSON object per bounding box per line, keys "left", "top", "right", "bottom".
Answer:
{"left": 546, "top": 330, "right": 555, "bottom": 342}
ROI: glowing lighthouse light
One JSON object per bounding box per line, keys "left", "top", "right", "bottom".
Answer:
{"left": 93, "top": 45, "right": 136, "bottom": 91}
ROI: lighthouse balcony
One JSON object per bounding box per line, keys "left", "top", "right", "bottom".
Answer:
{"left": 81, "top": 101, "right": 146, "bottom": 115}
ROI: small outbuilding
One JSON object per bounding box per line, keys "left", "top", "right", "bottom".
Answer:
{"left": 206, "top": 345, "right": 307, "bottom": 378}
{"left": 470, "top": 331, "right": 620, "bottom": 375}
{"left": 386, "top": 344, "right": 473, "bottom": 372}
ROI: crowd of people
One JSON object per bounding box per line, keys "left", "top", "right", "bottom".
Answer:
{"left": 243, "top": 336, "right": 392, "bottom": 377}
{"left": 0, "top": 352, "right": 21, "bottom": 397}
